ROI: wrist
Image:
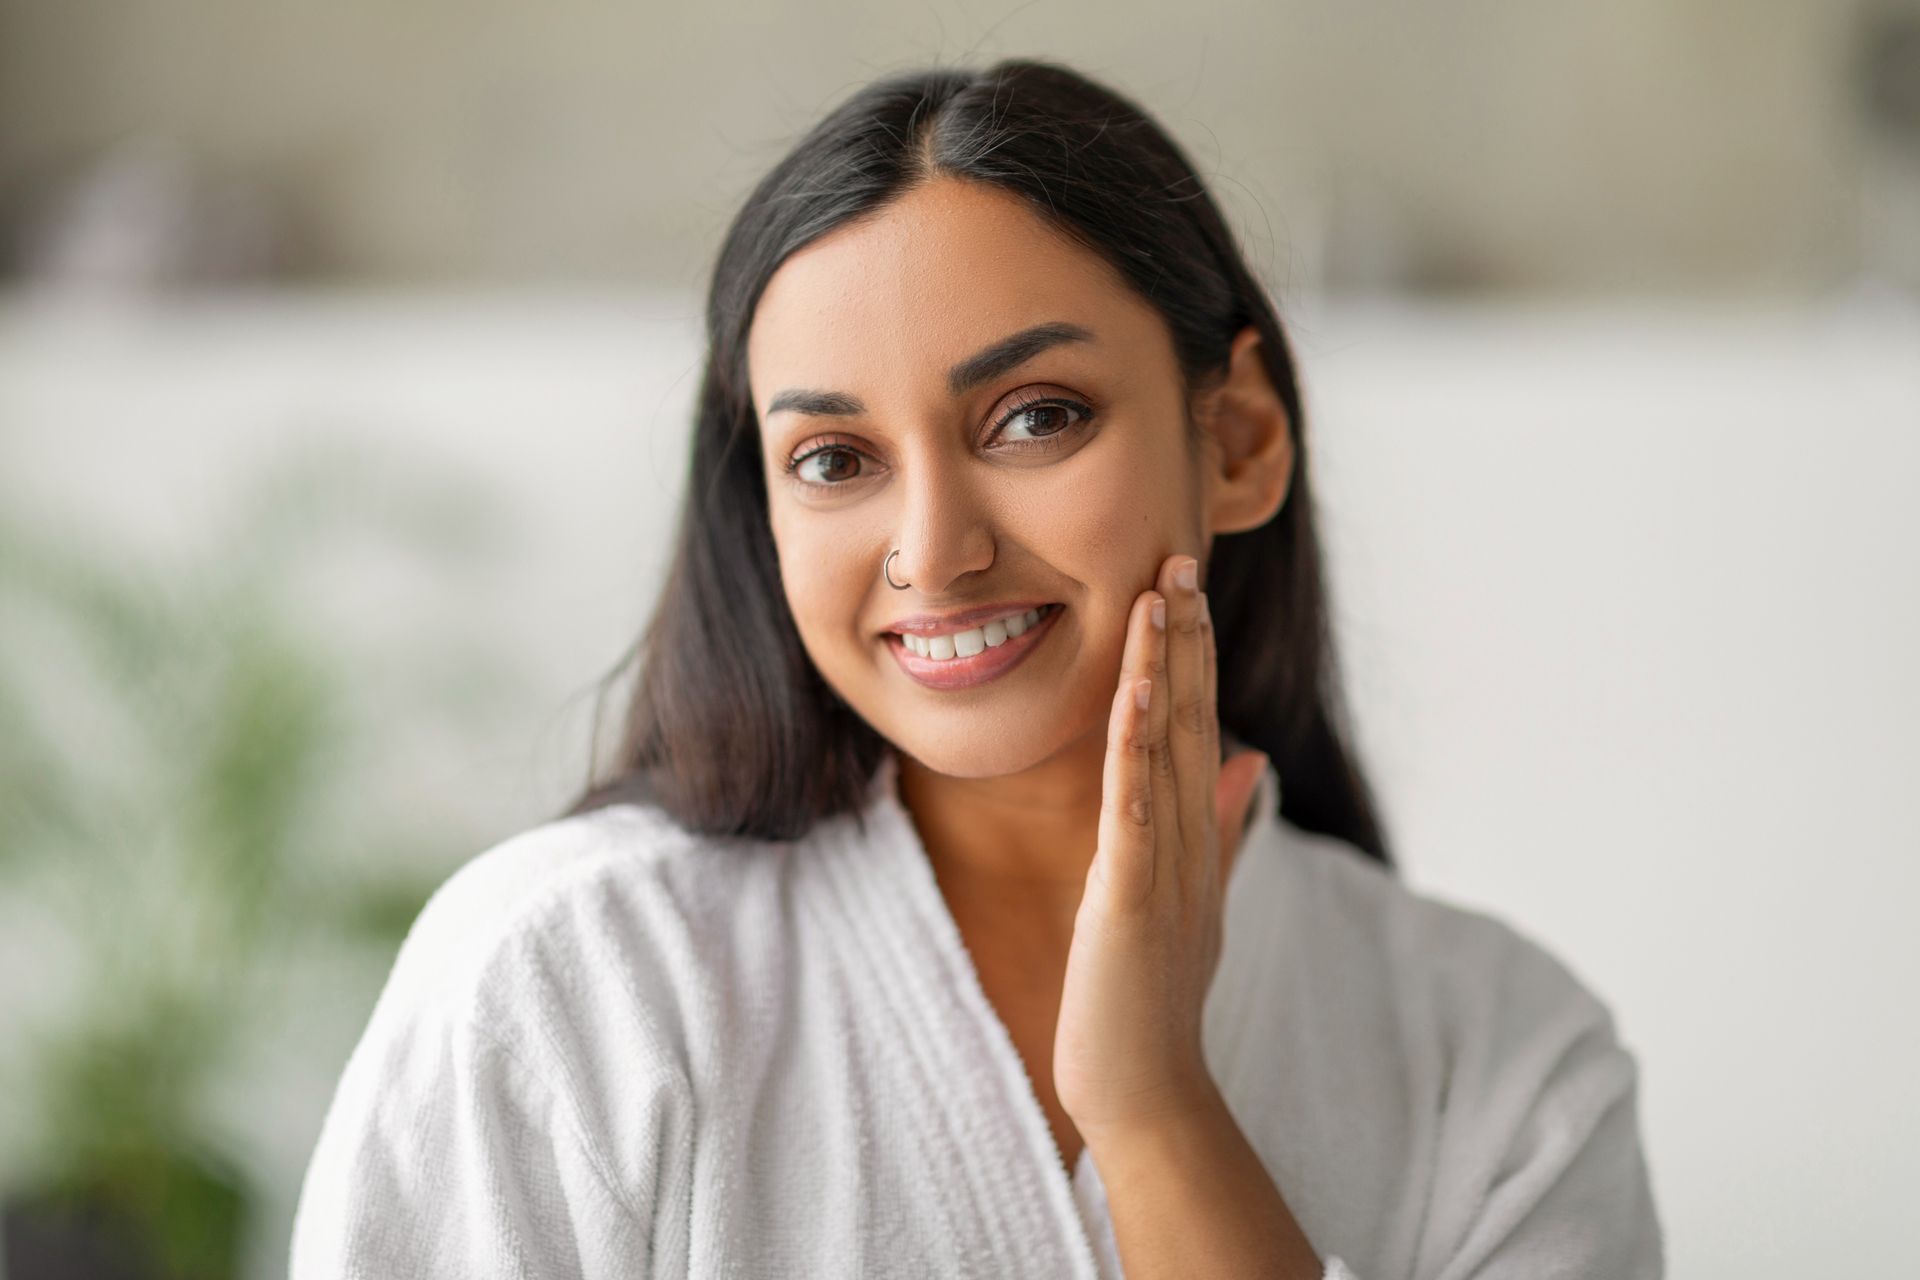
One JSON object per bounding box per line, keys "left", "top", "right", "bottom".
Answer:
{"left": 1076, "top": 1078, "right": 1227, "bottom": 1155}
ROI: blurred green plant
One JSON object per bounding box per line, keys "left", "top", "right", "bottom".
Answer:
{"left": 0, "top": 440, "right": 529, "bottom": 1279}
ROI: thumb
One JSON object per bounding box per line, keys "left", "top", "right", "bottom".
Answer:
{"left": 1214, "top": 750, "right": 1271, "bottom": 880}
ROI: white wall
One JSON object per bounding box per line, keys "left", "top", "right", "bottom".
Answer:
{"left": 2, "top": 286, "right": 1915, "bottom": 1275}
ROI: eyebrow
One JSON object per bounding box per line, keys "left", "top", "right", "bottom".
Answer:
{"left": 764, "top": 321, "right": 1098, "bottom": 419}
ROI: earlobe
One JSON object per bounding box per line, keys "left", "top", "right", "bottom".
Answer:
{"left": 1203, "top": 326, "right": 1295, "bottom": 537}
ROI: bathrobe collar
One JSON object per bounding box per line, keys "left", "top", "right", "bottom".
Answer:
{"left": 829, "top": 745, "right": 1283, "bottom": 1276}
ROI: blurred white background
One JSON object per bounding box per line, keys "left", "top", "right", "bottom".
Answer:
{"left": 3, "top": 3, "right": 1918, "bottom": 1277}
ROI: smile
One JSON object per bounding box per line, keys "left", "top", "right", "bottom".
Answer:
{"left": 885, "top": 603, "right": 1064, "bottom": 691}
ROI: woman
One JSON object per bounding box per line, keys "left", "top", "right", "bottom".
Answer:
{"left": 291, "top": 58, "right": 1663, "bottom": 1279}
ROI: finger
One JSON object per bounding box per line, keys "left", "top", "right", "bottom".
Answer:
{"left": 1198, "top": 586, "right": 1225, "bottom": 890}
{"left": 1096, "top": 590, "right": 1161, "bottom": 907}
{"left": 1143, "top": 580, "right": 1179, "bottom": 894}
{"left": 1161, "top": 554, "right": 1211, "bottom": 891}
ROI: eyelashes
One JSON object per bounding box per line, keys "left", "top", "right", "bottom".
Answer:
{"left": 781, "top": 393, "right": 1098, "bottom": 490}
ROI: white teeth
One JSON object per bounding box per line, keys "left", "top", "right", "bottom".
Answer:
{"left": 901, "top": 605, "right": 1051, "bottom": 661}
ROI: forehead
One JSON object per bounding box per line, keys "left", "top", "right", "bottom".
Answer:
{"left": 745, "top": 179, "right": 1155, "bottom": 409}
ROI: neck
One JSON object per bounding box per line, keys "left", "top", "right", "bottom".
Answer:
{"left": 895, "top": 722, "right": 1110, "bottom": 944}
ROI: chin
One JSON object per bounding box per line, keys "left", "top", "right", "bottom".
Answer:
{"left": 885, "top": 716, "right": 1081, "bottom": 781}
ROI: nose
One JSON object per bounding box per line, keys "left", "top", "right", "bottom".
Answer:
{"left": 887, "top": 452, "right": 996, "bottom": 595}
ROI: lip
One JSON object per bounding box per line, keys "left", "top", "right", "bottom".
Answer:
{"left": 885, "top": 603, "right": 1064, "bottom": 691}
{"left": 883, "top": 600, "right": 1057, "bottom": 637}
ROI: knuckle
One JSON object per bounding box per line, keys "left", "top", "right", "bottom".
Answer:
{"left": 1150, "top": 742, "right": 1175, "bottom": 777}
{"left": 1175, "top": 696, "right": 1207, "bottom": 736}
{"left": 1124, "top": 788, "right": 1152, "bottom": 827}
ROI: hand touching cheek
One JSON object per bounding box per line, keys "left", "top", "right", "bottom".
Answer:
{"left": 1051, "top": 552, "right": 1271, "bottom": 1140}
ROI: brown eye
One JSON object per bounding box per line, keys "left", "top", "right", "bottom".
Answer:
{"left": 792, "top": 445, "right": 866, "bottom": 485}
{"left": 993, "top": 396, "right": 1095, "bottom": 447}
{"left": 1008, "top": 404, "right": 1073, "bottom": 437}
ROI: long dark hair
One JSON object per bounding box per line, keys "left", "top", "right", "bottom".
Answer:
{"left": 563, "top": 58, "right": 1394, "bottom": 870}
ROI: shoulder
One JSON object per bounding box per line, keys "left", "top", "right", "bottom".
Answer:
{"left": 293, "top": 800, "right": 726, "bottom": 1272}
{"left": 1274, "top": 820, "right": 1645, "bottom": 1163}
{"left": 1259, "top": 827, "right": 1662, "bottom": 1270}
{"left": 1228, "top": 821, "right": 1663, "bottom": 1273}
{"left": 310, "top": 799, "right": 758, "bottom": 1189}
{"left": 1274, "top": 819, "right": 1622, "bottom": 1039}
{"left": 354, "top": 795, "right": 794, "bottom": 1092}
{"left": 1258, "top": 817, "right": 1641, "bottom": 1148}
{"left": 376, "top": 802, "right": 701, "bottom": 1022}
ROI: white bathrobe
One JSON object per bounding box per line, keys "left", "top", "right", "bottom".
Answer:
{"left": 289, "top": 749, "right": 1664, "bottom": 1278}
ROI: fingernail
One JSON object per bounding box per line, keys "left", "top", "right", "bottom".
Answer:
{"left": 1134, "top": 678, "right": 1151, "bottom": 710}
{"left": 1200, "top": 592, "right": 1211, "bottom": 626}
{"left": 1150, "top": 598, "right": 1166, "bottom": 629}
{"left": 1176, "top": 558, "right": 1198, "bottom": 592}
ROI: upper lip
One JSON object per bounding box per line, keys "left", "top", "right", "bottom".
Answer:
{"left": 884, "top": 601, "right": 1054, "bottom": 636}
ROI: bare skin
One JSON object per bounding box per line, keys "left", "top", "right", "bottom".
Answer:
{"left": 747, "top": 175, "right": 1319, "bottom": 1276}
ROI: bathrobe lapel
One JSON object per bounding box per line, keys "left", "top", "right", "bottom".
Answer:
{"left": 822, "top": 747, "right": 1282, "bottom": 1277}
{"left": 846, "top": 749, "right": 1107, "bottom": 1278}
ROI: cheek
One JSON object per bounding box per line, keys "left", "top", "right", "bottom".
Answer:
{"left": 1024, "top": 429, "right": 1191, "bottom": 691}
{"left": 772, "top": 513, "right": 867, "bottom": 645}
{"left": 1032, "top": 431, "right": 1182, "bottom": 583}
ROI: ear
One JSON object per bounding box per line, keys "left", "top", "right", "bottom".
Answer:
{"left": 1199, "top": 325, "right": 1295, "bottom": 537}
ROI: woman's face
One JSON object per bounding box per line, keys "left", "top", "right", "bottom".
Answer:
{"left": 746, "top": 177, "right": 1213, "bottom": 780}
